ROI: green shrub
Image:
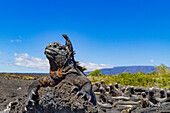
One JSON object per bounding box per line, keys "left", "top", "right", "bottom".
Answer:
{"left": 88, "top": 65, "right": 170, "bottom": 89}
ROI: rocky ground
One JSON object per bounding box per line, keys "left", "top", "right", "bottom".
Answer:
{"left": 0, "top": 75, "right": 170, "bottom": 113}
{"left": 0, "top": 75, "right": 100, "bottom": 113}
{"left": 0, "top": 76, "right": 34, "bottom": 111}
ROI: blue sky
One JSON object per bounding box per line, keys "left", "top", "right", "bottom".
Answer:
{"left": 0, "top": 0, "right": 170, "bottom": 73}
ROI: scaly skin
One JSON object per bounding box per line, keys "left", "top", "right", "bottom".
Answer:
{"left": 24, "top": 35, "right": 96, "bottom": 110}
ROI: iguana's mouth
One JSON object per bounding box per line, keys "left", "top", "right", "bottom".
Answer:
{"left": 45, "top": 49, "right": 58, "bottom": 55}
{"left": 45, "top": 49, "right": 59, "bottom": 59}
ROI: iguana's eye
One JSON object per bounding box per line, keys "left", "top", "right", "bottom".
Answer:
{"left": 59, "top": 47, "right": 63, "bottom": 50}
{"left": 53, "top": 45, "right": 57, "bottom": 48}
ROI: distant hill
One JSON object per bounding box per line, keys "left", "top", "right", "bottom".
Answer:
{"left": 88, "top": 66, "right": 157, "bottom": 75}
{"left": 100, "top": 66, "right": 156, "bottom": 75}
{"left": 1, "top": 66, "right": 169, "bottom": 75}
{"left": 29, "top": 66, "right": 169, "bottom": 75}
{"left": 167, "top": 67, "right": 170, "bottom": 70}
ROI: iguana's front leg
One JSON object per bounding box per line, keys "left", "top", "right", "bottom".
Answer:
{"left": 24, "top": 75, "right": 59, "bottom": 110}
{"left": 77, "top": 81, "right": 97, "bottom": 105}
{"left": 70, "top": 76, "right": 97, "bottom": 105}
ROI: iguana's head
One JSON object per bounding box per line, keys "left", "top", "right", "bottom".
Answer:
{"left": 44, "top": 35, "right": 73, "bottom": 71}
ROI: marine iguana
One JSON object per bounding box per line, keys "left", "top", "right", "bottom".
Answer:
{"left": 24, "top": 34, "right": 96, "bottom": 110}
{"left": 109, "top": 84, "right": 123, "bottom": 97}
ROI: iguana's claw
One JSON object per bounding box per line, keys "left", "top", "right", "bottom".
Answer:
{"left": 71, "top": 86, "right": 79, "bottom": 93}
{"left": 71, "top": 86, "right": 92, "bottom": 101}
{"left": 24, "top": 106, "right": 27, "bottom": 111}
{"left": 76, "top": 91, "right": 85, "bottom": 98}
{"left": 24, "top": 88, "right": 37, "bottom": 111}
{"left": 30, "top": 99, "right": 35, "bottom": 105}
{"left": 75, "top": 91, "right": 92, "bottom": 102}
{"left": 23, "top": 105, "right": 34, "bottom": 113}
{"left": 31, "top": 87, "right": 37, "bottom": 95}
{"left": 24, "top": 98, "right": 35, "bottom": 111}
{"left": 32, "top": 90, "right": 36, "bottom": 95}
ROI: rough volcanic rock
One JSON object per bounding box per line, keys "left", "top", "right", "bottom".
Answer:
{"left": 9, "top": 80, "right": 101, "bottom": 113}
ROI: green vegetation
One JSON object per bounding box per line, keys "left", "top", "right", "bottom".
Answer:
{"left": 88, "top": 64, "right": 170, "bottom": 89}
{"left": 0, "top": 64, "right": 169, "bottom": 88}
{"left": 0, "top": 73, "right": 10, "bottom": 76}
{"left": 88, "top": 69, "right": 102, "bottom": 76}
{"left": 22, "top": 76, "right": 36, "bottom": 80}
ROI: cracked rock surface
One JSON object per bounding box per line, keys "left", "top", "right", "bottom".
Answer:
{"left": 9, "top": 80, "right": 100, "bottom": 113}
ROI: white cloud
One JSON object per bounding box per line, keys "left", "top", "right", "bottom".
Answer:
{"left": 10, "top": 39, "right": 22, "bottom": 43}
{"left": 150, "top": 59, "right": 154, "bottom": 63}
{"left": 80, "top": 62, "right": 114, "bottom": 71}
{"left": 0, "top": 52, "right": 5, "bottom": 55}
{"left": 13, "top": 53, "right": 113, "bottom": 71}
{"left": 16, "top": 39, "right": 22, "bottom": 42}
{"left": 14, "top": 53, "right": 49, "bottom": 70}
